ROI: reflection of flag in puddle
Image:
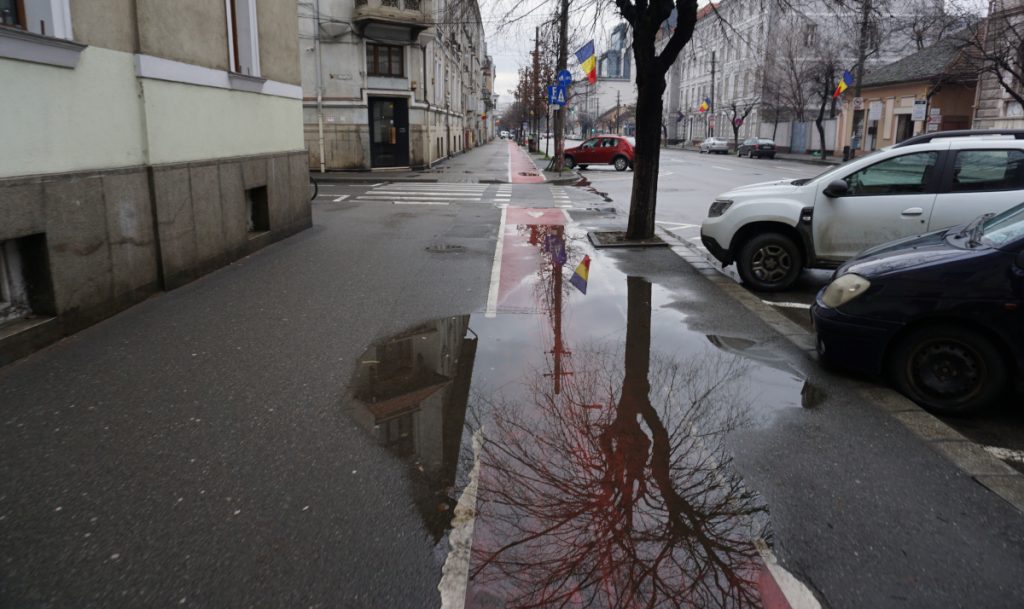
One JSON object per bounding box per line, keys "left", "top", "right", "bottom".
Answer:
{"left": 569, "top": 256, "right": 590, "bottom": 294}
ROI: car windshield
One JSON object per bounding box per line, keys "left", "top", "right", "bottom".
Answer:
{"left": 790, "top": 149, "right": 884, "bottom": 186}
{"left": 980, "top": 202, "right": 1024, "bottom": 247}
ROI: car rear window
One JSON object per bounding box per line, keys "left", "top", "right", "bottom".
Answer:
{"left": 952, "top": 150, "right": 1024, "bottom": 192}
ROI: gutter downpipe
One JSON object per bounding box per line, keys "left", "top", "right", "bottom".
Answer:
{"left": 314, "top": 0, "right": 326, "bottom": 173}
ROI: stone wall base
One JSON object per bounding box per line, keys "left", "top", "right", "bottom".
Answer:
{"left": 0, "top": 150, "right": 311, "bottom": 366}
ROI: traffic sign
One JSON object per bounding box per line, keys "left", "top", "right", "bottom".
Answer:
{"left": 557, "top": 70, "right": 572, "bottom": 86}
{"left": 733, "top": 117, "right": 744, "bottom": 127}
{"left": 546, "top": 84, "right": 567, "bottom": 106}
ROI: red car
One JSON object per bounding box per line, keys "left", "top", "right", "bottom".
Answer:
{"left": 564, "top": 135, "right": 634, "bottom": 171}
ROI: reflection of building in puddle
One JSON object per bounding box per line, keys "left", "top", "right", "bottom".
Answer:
{"left": 347, "top": 316, "right": 477, "bottom": 539}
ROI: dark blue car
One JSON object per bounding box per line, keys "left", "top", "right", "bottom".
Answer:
{"left": 812, "top": 203, "right": 1024, "bottom": 415}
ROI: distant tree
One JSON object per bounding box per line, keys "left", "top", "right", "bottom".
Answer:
{"left": 727, "top": 99, "right": 758, "bottom": 153}
{"left": 954, "top": 1, "right": 1024, "bottom": 109}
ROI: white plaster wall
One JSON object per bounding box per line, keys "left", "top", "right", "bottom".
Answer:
{"left": 140, "top": 79, "right": 304, "bottom": 164}
{"left": 0, "top": 47, "right": 147, "bottom": 178}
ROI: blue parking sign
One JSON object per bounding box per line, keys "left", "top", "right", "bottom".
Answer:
{"left": 547, "top": 85, "right": 567, "bottom": 106}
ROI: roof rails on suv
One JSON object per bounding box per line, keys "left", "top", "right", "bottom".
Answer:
{"left": 893, "top": 129, "right": 1024, "bottom": 148}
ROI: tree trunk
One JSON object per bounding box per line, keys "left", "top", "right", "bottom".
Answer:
{"left": 552, "top": 0, "right": 569, "bottom": 171}
{"left": 626, "top": 73, "right": 666, "bottom": 239}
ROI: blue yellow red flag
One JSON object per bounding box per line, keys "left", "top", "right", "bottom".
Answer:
{"left": 569, "top": 255, "right": 591, "bottom": 295}
{"left": 575, "top": 41, "right": 597, "bottom": 84}
{"left": 698, "top": 97, "right": 710, "bottom": 112}
{"left": 833, "top": 70, "right": 854, "bottom": 99}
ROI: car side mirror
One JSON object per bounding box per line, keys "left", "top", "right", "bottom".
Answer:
{"left": 823, "top": 179, "right": 849, "bottom": 198}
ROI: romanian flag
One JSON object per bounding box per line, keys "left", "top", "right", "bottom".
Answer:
{"left": 569, "top": 255, "right": 590, "bottom": 295}
{"left": 698, "top": 97, "right": 710, "bottom": 113}
{"left": 833, "top": 70, "right": 854, "bottom": 99}
{"left": 575, "top": 41, "right": 597, "bottom": 85}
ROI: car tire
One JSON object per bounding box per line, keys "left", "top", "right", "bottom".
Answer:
{"left": 736, "top": 232, "right": 803, "bottom": 291}
{"left": 613, "top": 156, "right": 629, "bottom": 171}
{"left": 578, "top": 164, "right": 588, "bottom": 170}
{"left": 564, "top": 156, "right": 576, "bottom": 169}
{"left": 887, "top": 325, "right": 1007, "bottom": 415}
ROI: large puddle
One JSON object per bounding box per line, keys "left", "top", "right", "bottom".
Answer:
{"left": 344, "top": 210, "right": 811, "bottom": 608}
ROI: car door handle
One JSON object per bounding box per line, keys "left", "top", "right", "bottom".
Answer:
{"left": 901, "top": 207, "right": 924, "bottom": 216}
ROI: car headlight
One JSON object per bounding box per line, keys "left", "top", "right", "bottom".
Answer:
{"left": 708, "top": 199, "right": 733, "bottom": 217}
{"left": 821, "top": 273, "right": 871, "bottom": 308}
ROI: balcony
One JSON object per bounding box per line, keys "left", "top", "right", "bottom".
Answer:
{"left": 353, "top": 0, "right": 429, "bottom": 42}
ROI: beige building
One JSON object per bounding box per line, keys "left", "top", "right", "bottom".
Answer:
{"left": 300, "top": 0, "right": 495, "bottom": 171}
{"left": 0, "top": 0, "right": 310, "bottom": 365}
{"left": 971, "top": 0, "right": 1024, "bottom": 129}
{"left": 834, "top": 36, "right": 977, "bottom": 153}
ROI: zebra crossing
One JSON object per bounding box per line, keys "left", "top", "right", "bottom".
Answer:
{"left": 348, "top": 183, "right": 490, "bottom": 206}
{"left": 333, "top": 182, "right": 577, "bottom": 207}
{"left": 549, "top": 185, "right": 571, "bottom": 208}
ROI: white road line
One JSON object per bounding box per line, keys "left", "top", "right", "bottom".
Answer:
{"left": 761, "top": 299, "right": 812, "bottom": 310}
{"left": 711, "top": 165, "right": 733, "bottom": 171}
{"left": 485, "top": 205, "right": 508, "bottom": 318}
{"left": 557, "top": 204, "right": 573, "bottom": 208}
{"left": 368, "top": 183, "right": 385, "bottom": 187}
{"left": 655, "top": 221, "right": 698, "bottom": 228}
{"left": 984, "top": 445, "right": 1024, "bottom": 464}
{"left": 756, "top": 539, "right": 822, "bottom": 609}
{"left": 316, "top": 193, "right": 336, "bottom": 198}
{"left": 332, "top": 195, "right": 348, "bottom": 202}
{"left": 438, "top": 429, "right": 483, "bottom": 609}
{"left": 365, "top": 193, "right": 484, "bottom": 198}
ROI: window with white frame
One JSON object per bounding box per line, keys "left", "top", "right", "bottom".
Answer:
{"left": 226, "top": 0, "right": 260, "bottom": 76}
{"left": 0, "top": 0, "right": 73, "bottom": 39}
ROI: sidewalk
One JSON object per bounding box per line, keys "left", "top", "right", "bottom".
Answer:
{"left": 672, "top": 143, "right": 843, "bottom": 165}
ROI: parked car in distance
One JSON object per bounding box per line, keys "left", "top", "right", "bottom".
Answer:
{"left": 500, "top": 130, "right": 510, "bottom": 139}
{"left": 563, "top": 135, "right": 634, "bottom": 171}
{"left": 737, "top": 138, "right": 776, "bottom": 159}
{"left": 699, "top": 137, "right": 730, "bottom": 154}
{"left": 812, "top": 202, "right": 1024, "bottom": 415}
{"left": 701, "top": 129, "right": 1024, "bottom": 291}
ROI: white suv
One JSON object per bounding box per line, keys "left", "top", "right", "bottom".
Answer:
{"left": 700, "top": 130, "right": 1024, "bottom": 291}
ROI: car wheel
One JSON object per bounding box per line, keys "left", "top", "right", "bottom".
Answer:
{"left": 736, "top": 232, "right": 802, "bottom": 291}
{"left": 578, "top": 164, "right": 589, "bottom": 170}
{"left": 888, "top": 326, "right": 1007, "bottom": 415}
{"left": 564, "top": 156, "right": 576, "bottom": 169}
{"left": 613, "top": 156, "right": 629, "bottom": 171}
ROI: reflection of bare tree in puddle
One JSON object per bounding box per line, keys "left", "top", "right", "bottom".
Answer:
{"left": 471, "top": 277, "right": 769, "bottom": 609}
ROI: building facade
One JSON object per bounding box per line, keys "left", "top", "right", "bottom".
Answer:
{"left": 567, "top": 23, "right": 637, "bottom": 137}
{"left": 300, "top": 0, "right": 494, "bottom": 171}
{"left": 668, "top": 0, "right": 945, "bottom": 147}
{"left": 971, "top": 0, "right": 1024, "bottom": 129}
{"left": 0, "top": 0, "right": 309, "bottom": 365}
{"left": 834, "top": 37, "right": 977, "bottom": 153}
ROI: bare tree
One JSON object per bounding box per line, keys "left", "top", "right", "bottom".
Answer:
{"left": 728, "top": 99, "right": 758, "bottom": 153}
{"left": 954, "top": 1, "right": 1024, "bottom": 109}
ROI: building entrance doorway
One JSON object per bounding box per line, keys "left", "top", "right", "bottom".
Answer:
{"left": 368, "top": 97, "right": 409, "bottom": 168}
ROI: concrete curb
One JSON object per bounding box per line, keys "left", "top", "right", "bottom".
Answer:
{"left": 656, "top": 226, "right": 1024, "bottom": 516}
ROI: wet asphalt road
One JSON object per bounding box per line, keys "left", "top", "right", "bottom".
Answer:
{"left": 1, "top": 141, "right": 1023, "bottom": 607}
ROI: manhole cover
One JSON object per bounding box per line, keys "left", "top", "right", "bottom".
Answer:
{"left": 426, "top": 244, "right": 466, "bottom": 253}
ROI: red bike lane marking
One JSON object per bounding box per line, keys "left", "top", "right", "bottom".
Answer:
{"left": 493, "top": 208, "right": 565, "bottom": 313}
{"left": 508, "top": 141, "right": 545, "bottom": 184}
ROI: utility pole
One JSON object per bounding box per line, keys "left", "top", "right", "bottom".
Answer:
{"left": 849, "top": 0, "right": 873, "bottom": 158}
{"left": 615, "top": 90, "right": 621, "bottom": 134}
{"left": 313, "top": 0, "right": 326, "bottom": 173}
{"left": 709, "top": 50, "right": 716, "bottom": 137}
